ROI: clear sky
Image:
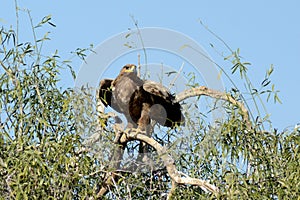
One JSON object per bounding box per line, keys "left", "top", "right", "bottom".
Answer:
{"left": 1, "top": 0, "right": 299, "bottom": 130}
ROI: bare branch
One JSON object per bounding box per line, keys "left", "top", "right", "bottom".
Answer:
{"left": 97, "top": 139, "right": 126, "bottom": 197}
{"left": 126, "top": 129, "right": 219, "bottom": 193}
{"left": 137, "top": 53, "right": 141, "bottom": 78}
{"left": 98, "top": 125, "right": 219, "bottom": 198}
{"left": 175, "top": 86, "right": 252, "bottom": 130}
{"left": 168, "top": 62, "right": 184, "bottom": 90}
{"left": 167, "top": 180, "right": 177, "bottom": 200}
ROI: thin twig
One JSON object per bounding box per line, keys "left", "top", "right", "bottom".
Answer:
{"left": 137, "top": 53, "right": 141, "bottom": 78}
{"left": 130, "top": 15, "right": 148, "bottom": 79}
{"left": 199, "top": 20, "right": 234, "bottom": 53}
{"left": 167, "top": 180, "right": 177, "bottom": 200}
{"left": 168, "top": 62, "right": 184, "bottom": 90}
{"left": 14, "top": 0, "right": 19, "bottom": 46}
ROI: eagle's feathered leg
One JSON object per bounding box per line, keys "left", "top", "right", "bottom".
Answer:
{"left": 137, "top": 103, "right": 151, "bottom": 163}
{"left": 137, "top": 103, "right": 151, "bottom": 130}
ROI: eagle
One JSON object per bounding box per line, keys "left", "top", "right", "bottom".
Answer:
{"left": 98, "top": 64, "right": 184, "bottom": 131}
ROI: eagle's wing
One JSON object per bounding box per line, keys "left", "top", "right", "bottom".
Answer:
{"left": 141, "top": 80, "right": 184, "bottom": 127}
{"left": 98, "top": 79, "right": 113, "bottom": 107}
{"left": 142, "top": 80, "right": 173, "bottom": 101}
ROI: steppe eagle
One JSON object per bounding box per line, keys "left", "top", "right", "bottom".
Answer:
{"left": 98, "top": 64, "right": 184, "bottom": 130}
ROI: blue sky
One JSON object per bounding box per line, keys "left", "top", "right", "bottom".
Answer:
{"left": 1, "top": 0, "right": 299, "bottom": 130}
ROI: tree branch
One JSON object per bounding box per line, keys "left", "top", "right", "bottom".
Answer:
{"left": 167, "top": 180, "right": 177, "bottom": 200}
{"left": 126, "top": 129, "right": 219, "bottom": 194}
{"left": 175, "top": 86, "right": 252, "bottom": 130}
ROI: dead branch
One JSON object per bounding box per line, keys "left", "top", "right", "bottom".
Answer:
{"left": 96, "top": 112, "right": 126, "bottom": 197}
{"left": 175, "top": 86, "right": 252, "bottom": 130}
{"left": 137, "top": 53, "right": 141, "bottom": 78}
{"left": 167, "top": 180, "right": 177, "bottom": 200}
{"left": 97, "top": 128, "right": 126, "bottom": 197}
{"left": 126, "top": 129, "right": 219, "bottom": 193}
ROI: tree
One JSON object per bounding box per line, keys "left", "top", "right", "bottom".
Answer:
{"left": 0, "top": 7, "right": 299, "bottom": 200}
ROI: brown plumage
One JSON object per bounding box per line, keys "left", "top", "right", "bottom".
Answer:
{"left": 98, "top": 64, "right": 184, "bottom": 130}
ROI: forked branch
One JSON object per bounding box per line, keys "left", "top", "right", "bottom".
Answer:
{"left": 126, "top": 129, "right": 219, "bottom": 193}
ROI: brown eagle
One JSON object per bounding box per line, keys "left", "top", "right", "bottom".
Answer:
{"left": 98, "top": 64, "right": 184, "bottom": 131}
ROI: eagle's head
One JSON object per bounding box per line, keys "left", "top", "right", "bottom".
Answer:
{"left": 120, "top": 64, "right": 137, "bottom": 75}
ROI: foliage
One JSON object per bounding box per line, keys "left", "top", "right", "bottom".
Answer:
{"left": 0, "top": 14, "right": 105, "bottom": 199}
{"left": 0, "top": 6, "right": 299, "bottom": 200}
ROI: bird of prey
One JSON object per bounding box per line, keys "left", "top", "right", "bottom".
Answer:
{"left": 98, "top": 64, "right": 184, "bottom": 131}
